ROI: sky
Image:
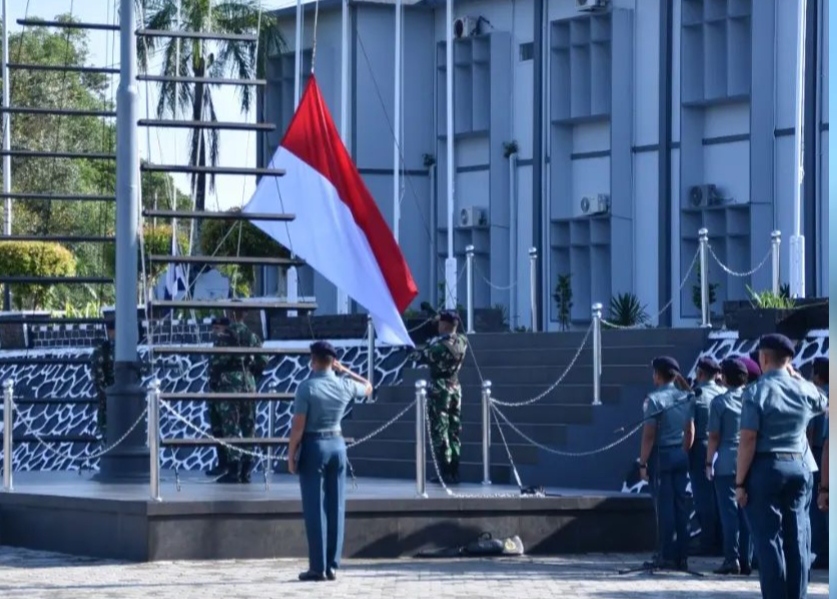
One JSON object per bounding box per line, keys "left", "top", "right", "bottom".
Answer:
{"left": 8, "top": 0, "right": 290, "bottom": 211}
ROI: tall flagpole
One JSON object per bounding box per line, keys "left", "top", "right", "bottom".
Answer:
{"left": 336, "top": 0, "right": 350, "bottom": 314}
{"left": 393, "top": 0, "right": 402, "bottom": 244}
{"left": 789, "top": 0, "right": 807, "bottom": 298}
{"left": 288, "top": 0, "right": 303, "bottom": 316}
{"left": 444, "top": 0, "right": 457, "bottom": 309}
{"left": 2, "top": 0, "right": 11, "bottom": 310}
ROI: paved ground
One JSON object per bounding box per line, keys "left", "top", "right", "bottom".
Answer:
{"left": 0, "top": 547, "right": 829, "bottom": 599}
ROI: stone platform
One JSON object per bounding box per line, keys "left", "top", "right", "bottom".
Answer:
{"left": 0, "top": 471, "right": 654, "bottom": 562}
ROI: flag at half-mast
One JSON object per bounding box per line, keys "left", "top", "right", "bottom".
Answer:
{"left": 243, "top": 77, "right": 418, "bottom": 347}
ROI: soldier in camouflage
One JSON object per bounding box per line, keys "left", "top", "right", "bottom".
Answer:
{"left": 410, "top": 310, "right": 468, "bottom": 484}
{"left": 206, "top": 317, "right": 231, "bottom": 477}
{"left": 90, "top": 319, "right": 116, "bottom": 441}
{"left": 208, "top": 307, "right": 269, "bottom": 484}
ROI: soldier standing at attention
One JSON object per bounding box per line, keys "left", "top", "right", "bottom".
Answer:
{"left": 90, "top": 318, "right": 116, "bottom": 441}
{"left": 806, "top": 357, "right": 828, "bottom": 569}
{"left": 736, "top": 334, "right": 828, "bottom": 599}
{"left": 410, "top": 310, "right": 468, "bottom": 485}
{"left": 206, "top": 317, "right": 231, "bottom": 477}
{"left": 705, "top": 358, "right": 752, "bottom": 575}
{"left": 637, "top": 356, "right": 692, "bottom": 571}
{"left": 683, "top": 357, "right": 724, "bottom": 555}
{"left": 208, "top": 308, "right": 269, "bottom": 484}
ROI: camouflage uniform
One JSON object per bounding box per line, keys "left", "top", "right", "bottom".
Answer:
{"left": 90, "top": 338, "right": 114, "bottom": 440}
{"left": 208, "top": 321, "right": 269, "bottom": 480}
{"left": 413, "top": 332, "right": 468, "bottom": 478}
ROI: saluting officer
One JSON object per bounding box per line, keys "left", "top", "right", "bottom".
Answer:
{"left": 637, "top": 356, "right": 692, "bottom": 571}
{"left": 684, "top": 357, "right": 724, "bottom": 555}
{"left": 807, "top": 357, "right": 828, "bottom": 569}
{"left": 736, "top": 334, "right": 828, "bottom": 599}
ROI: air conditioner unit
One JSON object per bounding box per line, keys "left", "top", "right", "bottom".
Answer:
{"left": 580, "top": 194, "right": 610, "bottom": 216}
{"left": 576, "top": 0, "right": 610, "bottom": 12}
{"left": 689, "top": 184, "right": 723, "bottom": 208}
{"left": 459, "top": 206, "right": 488, "bottom": 228}
{"left": 454, "top": 16, "right": 481, "bottom": 39}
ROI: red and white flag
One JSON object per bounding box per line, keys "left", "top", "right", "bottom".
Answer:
{"left": 244, "top": 77, "right": 418, "bottom": 346}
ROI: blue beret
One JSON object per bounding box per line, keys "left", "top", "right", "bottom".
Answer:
{"left": 720, "top": 358, "right": 748, "bottom": 380}
{"left": 697, "top": 357, "right": 721, "bottom": 374}
{"left": 310, "top": 340, "right": 338, "bottom": 359}
{"left": 738, "top": 356, "right": 762, "bottom": 382}
{"left": 438, "top": 310, "right": 460, "bottom": 324}
{"left": 812, "top": 357, "right": 829, "bottom": 379}
{"left": 651, "top": 356, "right": 680, "bottom": 374}
{"left": 758, "top": 334, "right": 796, "bottom": 358}
{"left": 212, "top": 317, "right": 230, "bottom": 327}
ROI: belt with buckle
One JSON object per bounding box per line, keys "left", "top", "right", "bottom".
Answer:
{"left": 757, "top": 452, "right": 803, "bottom": 460}
{"left": 304, "top": 430, "right": 342, "bottom": 439}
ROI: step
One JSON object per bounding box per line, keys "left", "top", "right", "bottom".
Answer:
{"left": 344, "top": 456, "right": 512, "bottom": 485}
{"left": 354, "top": 401, "right": 595, "bottom": 426}
{"left": 453, "top": 365, "right": 651, "bottom": 387}
{"left": 345, "top": 438, "right": 540, "bottom": 464}
{"left": 467, "top": 345, "right": 680, "bottom": 368}
{"left": 341, "top": 419, "right": 567, "bottom": 446}
{"left": 375, "top": 383, "right": 621, "bottom": 405}
{"left": 468, "top": 328, "right": 709, "bottom": 352}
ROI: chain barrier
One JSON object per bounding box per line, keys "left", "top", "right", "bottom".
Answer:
{"left": 600, "top": 247, "right": 701, "bottom": 330}
{"left": 490, "top": 400, "right": 643, "bottom": 457}
{"left": 489, "top": 322, "right": 593, "bottom": 407}
{"left": 474, "top": 261, "right": 517, "bottom": 291}
{"left": 10, "top": 399, "right": 148, "bottom": 463}
{"left": 708, "top": 245, "right": 772, "bottom": 278}
{"left": 345, "top": 399, "right": 416, "bottom": 449}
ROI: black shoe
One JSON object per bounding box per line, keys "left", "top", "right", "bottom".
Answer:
{"left": 811, "top": 557, "right": 829, "bottom": 570}
{"left": 216, "top": 472, "right": 240, "bottom": 484}
{"left": 239, "top": 471, "right": 251, "bottom": 484}
{"left": 740, "top": 564, "right": 752, "bottom": 576}
{"left": 298, "top": 571, "right": 326, "bottom": 582}
{"left": 430, "top": 461, "right": 451, "bottom": 484}
{"left": 642, "top": 558, "right": 677, "bottom": 570}
{"left": 713, "top": 560, "right": 740, "bottom": 575}
{"left": 448, "top": 461, "right": 460, "bottom": 485}
{"left": 676, "top": 559, "right": 690, "bottom": 572}
{"left": 326, "top": 568, "right": 337, "bottom": 581}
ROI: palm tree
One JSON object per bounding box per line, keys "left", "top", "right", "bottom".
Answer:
{"left": 135, "top": 0, "right": 285, "bottom": 254}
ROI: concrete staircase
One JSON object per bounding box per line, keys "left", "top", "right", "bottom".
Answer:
{"left": 342, "top": 328, "right": 709, "bottom": 491}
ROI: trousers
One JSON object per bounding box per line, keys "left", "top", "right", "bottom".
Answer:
{"left": 689, "top": 441, "right": 720, "bottom": 551}
{"left": 207, "top": 402, "right": 226, "bottom": 467}
{"left": 653, "top": 447, "right": 691, "bottom": 563}
{"left": 809, "top": 448, "right": 827, "bottom": 566}
{"left": 219, "top": 400, "right": 255, "bottom": 473}
{"left": 427, "top": 385, "right": 462, "bottom": 466}
{"left": 746, "top": 455, "right": 810, "bottom": 599}
{"left": 299, "top": 435, "right": 347, "bottom": 574}
{"left": 715, "top": 474, "right": 753, "bottom": 567}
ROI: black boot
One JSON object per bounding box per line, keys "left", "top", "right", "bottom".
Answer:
{"left": 206, "top": 449, "right": 228, "bottom": 477}
{"left": 447, "top": 459, "right": 460, "bottom": 485}
{"left": 430, "top": 461, "right": 450, "bottom": 484}
{"left": 217, "top": 462, "right": 240, "bottom": 484}
{"left": 239, "top": 458, "right": 252, "bottom": 483}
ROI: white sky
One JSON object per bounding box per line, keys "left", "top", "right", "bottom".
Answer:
{"left": 8, "top": 0, "right": 290, "bottom": 211}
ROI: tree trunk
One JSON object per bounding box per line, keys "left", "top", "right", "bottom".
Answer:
{"left": 189, "top": 58, "right": 207, "bottom": 262}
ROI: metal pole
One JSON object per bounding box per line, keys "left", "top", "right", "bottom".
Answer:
{"left": 529, "top": 247, "right": 538, "bottom": 332}
{"left": 3, "top": 379, "right": 13, "bottom": 491}
{"left": 2, "top": 0, "right": 12, "bottom": 311}
{"left": 393, "top": 0, "right": 402, "bottom": 244}
{"left": 266, "top": 383, "right": 277, "bottom": 473}
{"left": 789, "top": 0, "right": 807, "bottom": 299}
{"left": 98, "top": 0, "right": 148, "bottom": 480}
{"left": 698, "top": 228, "right": 710, "bottom": 328}
{"left": 508, "top": 153, "right": 518, "bottom": 329}
{"left": 148, "top": 380, "right": 161, "bottom": 501}
{"left": 429, "top": 163, "right": 437, "bottom": 305}
{"left": 771, "top": 230, "right": 781, "bottom": 296}
{"left": 366, "top": 315, "right": 375, "bottom": 391}
{"left": 591, "top": 304, "right": 602, "bottom": 406}
{"left": 465, "top": 245, "right": 475, "bottom": 333}
{"left": 415, "top": 379, "right": 427, "bottom": 497}
{"left": 481, "top": 379, "right": 492, "bottom": 485}
{"left": 336, "top": 0, "right": 350, "bottom": 315}
{"left": 443, "top": 0, "right": 457, "bottom": 309}
{"left": 294, "top": 0, "right": 303, "bottom": 108}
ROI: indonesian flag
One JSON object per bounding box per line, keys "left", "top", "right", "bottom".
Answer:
{"left": 244, "top": 77, "right": 418, "bottom": 347}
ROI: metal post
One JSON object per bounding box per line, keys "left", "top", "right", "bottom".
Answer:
{"left": 2, "top": 0, "right": 12, "bottom": 311}
{"left": 465, "top": 245, "right": 475, "bottom": 333}
{"left": 508, "top": 153, "right": 518, "bottom": 329}
{"left": 393, "top": 0, "right": 402, "bottom": 244}
{"left": 771, "top": 230, "right": 781, "bottom": 295}
{"left": 591, "top": 304, "right": 602, "bottom": 406}
{"left": 294, "top": 0, "right": 303, "bottom": 108}
{"left": 366, "top": 316, "right": 375, "bottom": 390}
{"left": 415, "top": 380, "right": 427, "bottom": 498}
{"left": 98, "top": 0, "right": 148, "bottom": 480}
{"left": 148, "top": 380, "right": 161, "bottom": 501}
{"left": 336, "top": 0, "right": 350, "bottom": 315}
{"left": 529, "top": 247, "right": 538, "bottom": 332}
{"left": 444, "top": 0, "right": 457, "bottom": 310}
{"left": 266, "top": 383, "right": 277, "bottom": 473}
{"left": 789, "top": 0, "right": 807, "bottom": 299}
{"left": 481, "top": 380, "right": 492, "bottom": 485}
{"left": 698, "top": 228, "right": 710, "bottom": 328}
{"left": 3, "top": 379, "right": 13, "bottom": 491}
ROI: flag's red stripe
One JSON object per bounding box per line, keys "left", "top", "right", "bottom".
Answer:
{"left": 280, "top": 77, "right": 418, "bottom": 312}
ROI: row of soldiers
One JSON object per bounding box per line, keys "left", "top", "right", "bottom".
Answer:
{"left": 89, "top": 309, "right": 268, "bottom": 485}
{"left": 639, "top": 334, "right": 827, "bottom": 599}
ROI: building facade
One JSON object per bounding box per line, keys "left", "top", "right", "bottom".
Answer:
{"left": 260, "top": 0, "right": 829, "bottom": 330}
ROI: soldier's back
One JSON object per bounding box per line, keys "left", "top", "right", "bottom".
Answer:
{"left": 646, "top": 383, "right": 689, "bottom": 448}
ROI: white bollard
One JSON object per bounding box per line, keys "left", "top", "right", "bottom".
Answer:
{"left": 415, "top": 380, "right": 427, "bottom": 498}
{"left": 366, "top": 315, "right": 375, "bottom": 391}
{"left": 148, "top": 379, "right": 161, "bottom": 501}
{"left": 481, "top": 380, "right": 492, "bottom": 485}
{"left": 698, "top": 228, "right": 710, "bottom": 328}
{"left": 3, "top": 379, "right": 13, "bottom": 491}
{"left": 771, "top": 230, "right": 781, "bottom": 295}
{"left": 591, "top": 304, "right": 602, "bottom": 406}
{"left": 465, "top": 245, "right": 475, "bottom": 334}
{"left": 529, "top": 247, "right": 538, "bottom": 332}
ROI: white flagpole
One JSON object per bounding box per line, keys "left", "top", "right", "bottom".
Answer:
{"left": 336, "top": 0, "right": 350, "bottom": 314}
{"left": 294, "top": 0, "right": 303, "bottom": 107}
{"left": 2, "top": 0, "right": 12, "bottom": 310}
{"left": 789, "top": 0, "right": 807, "bottom": 298}
{"left": 444, "top": 0, "right": 457, "bottom": 309}
{"left": 393, "top": 0, "right": 402, "bottom": 245}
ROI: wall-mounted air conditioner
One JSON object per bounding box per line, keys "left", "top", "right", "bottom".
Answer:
{"left": 580, "top": 194, "right": 610, "bottom": 216}
{"left": 689, "top": 184, "right": 724, "bottom": 208}
{"left": 454, "top": 16, "right": 481, "bottom": 38}
{"left": 459, "top": 206, "right": 488, "bottom": 228}
{"left": 576, "top": 0, "right": 611, "bottom": 12}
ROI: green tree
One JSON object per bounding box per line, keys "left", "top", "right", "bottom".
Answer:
{"left": 0, "top": 241, "right": 77, "bottom": 310}
{"left": 135, "top": 0, "right": 286, "bottom": 254}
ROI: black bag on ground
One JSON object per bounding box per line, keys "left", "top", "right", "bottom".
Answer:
{"left": 415, "top": 533, "right": 525, "bottom": 558}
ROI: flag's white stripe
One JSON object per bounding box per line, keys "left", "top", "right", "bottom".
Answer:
{"left": 245, "top": 147, "right": 413, "bottom": 347}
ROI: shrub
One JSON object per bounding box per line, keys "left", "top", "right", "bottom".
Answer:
{"left": 0, "top": 241, "right": 77, "bottom": 310}
{"left": 103, "top": 224, "right": 190, "bottom": 281}
{"left": 607, "top": 292, "right": 649, "bottom": 328}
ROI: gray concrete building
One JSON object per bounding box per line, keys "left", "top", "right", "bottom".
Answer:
{"left": 258, "top": 0, "right": 829, "bottom": 330}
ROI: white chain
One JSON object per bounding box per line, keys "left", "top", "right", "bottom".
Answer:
{"left": 490, "top": 322, "right": 592, "bottom": 407}
{"left": 346, "top": 399, "right": 416, "bottom": 449}
{"left": 474, "top": 262, "right": 517, "bottom": 291}
{"left": 491, "top": 400, "right": 643, "bottom": 457}
{"left": 10, "top": 399, "right": 148, "bottom": 462}
{"left": 708, "top": 245, "right": 771, "bottom": 278}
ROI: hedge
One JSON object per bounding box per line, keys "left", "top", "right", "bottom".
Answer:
{"left": 0, "top": 241, "right": 77, "bottom": 309}
{"left": 104, "top": 224, "right": 190, "bottom": 281}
